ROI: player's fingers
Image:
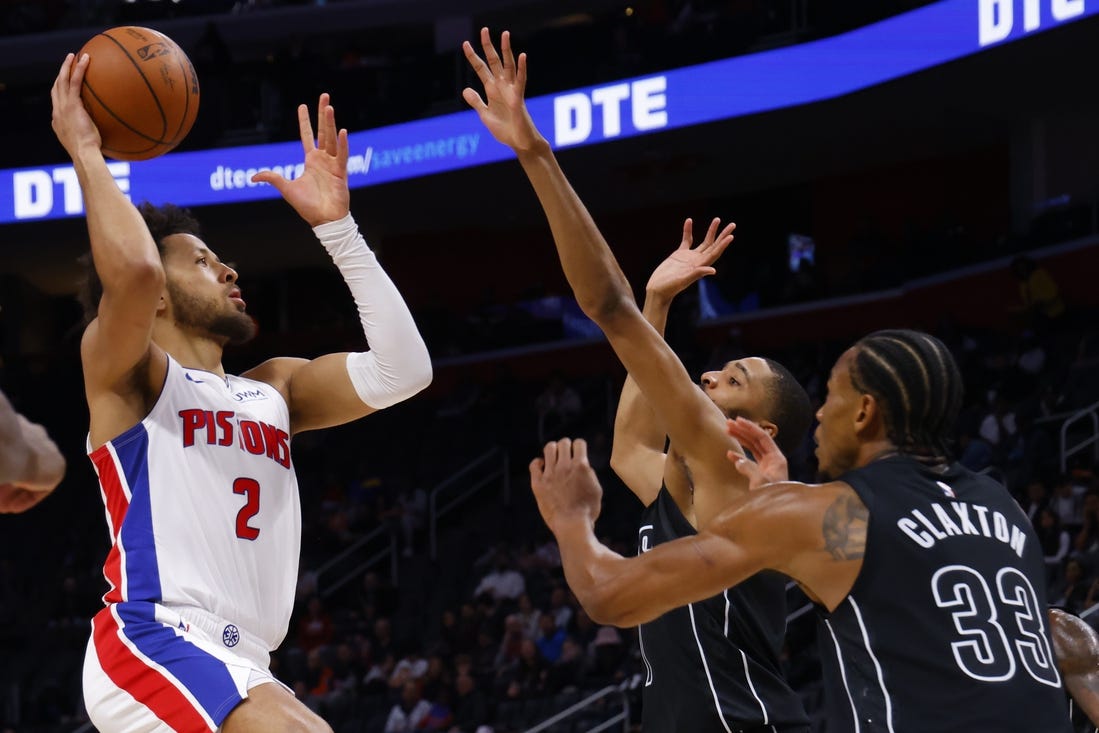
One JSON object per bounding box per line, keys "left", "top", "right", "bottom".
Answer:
{"left": 297, "top": 104, "right": 315, "bottom": 153}
{"left": 528, "top": 456, "right": 545, "bottom": 485}
{"left": 70, "top": 52, "right": 90, "bottom": 92}
{"left": 315, "top": 93, "right": 330, "bottom": 151}
{"left": 336, "top": 128, "right": 349, "bottom": 167}
{"left": 553, "top": 438, "right": 572, "bottom": 468}
{"left": 462, "top": 41, "right": 493, "bottom": 85}
{"left": 250, "top": 170, "right": 289, "bottom": 194}
{"left": 731, "top": 455, "right": 764, "bottom": 486}
{"left": 480, "top": 27, "right": 505, "bottom": 78}
{"left": 501, "top": 30, "right": 516, "bottom": 80}
{"left": 516, "top": 52, "right": 528, "bottom": 95}
{"left": 461, "top": 87, "right": 487, "bottom": 112}
{"left": 572, "top": 438, "right": 588, "bottom": 464}
{"left": 679, "top": 218, "right": 693, "bottom": 249}
{"left": 702, "top": 217, "right": 721, "bottom": 246}
{"left": 542, "top": 440, "right": 559, "bottom": 471}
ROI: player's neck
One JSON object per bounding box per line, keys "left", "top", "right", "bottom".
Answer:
{"left": 855, "top": 439, "right": 898, "bottom": 469}
{"left": 156, "top": 328, "right": 227, "bottom": 378}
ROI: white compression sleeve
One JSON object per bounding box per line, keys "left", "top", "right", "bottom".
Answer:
{"left": 313, "top": 213, "right": 432, "bottom": 409}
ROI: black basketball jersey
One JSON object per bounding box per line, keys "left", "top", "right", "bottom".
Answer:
{"left": 638, "top": 487, "right": 810, "bottom": 732}
{"left": 817, "top": 455, "right": 1073, "bottom": 732}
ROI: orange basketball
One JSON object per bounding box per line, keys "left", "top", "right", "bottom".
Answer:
{"left": 77, "top": 26, "right": 200, "bottom": 161}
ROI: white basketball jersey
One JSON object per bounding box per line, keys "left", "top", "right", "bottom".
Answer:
{"left": 87, "top": 355, "right": 301, "bottom": 651}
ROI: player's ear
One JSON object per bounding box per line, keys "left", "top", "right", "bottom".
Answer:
{"left": 855, "top": 394, "right": 881, "bottom": 436}
{"left": 756, "top": 419, "right": 778, "bottom": 441}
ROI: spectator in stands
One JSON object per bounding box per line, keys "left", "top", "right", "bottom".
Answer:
{"left": 380, "top": 480, "right": 428, "bottom": 557}
{"left": 514, "top": 593, "right": 542, "bottom": 640}
{"left": 1022, "top": 479, "right": 1049, "bottom": 523}
{"left": 545, "top": 636, "right": 587, "bottom": 693}
{"left": 500, "top": 638, "right": 547, "bottom": 700}
{"left": 296, "top": 595, "right": 335, "bottom": 652}
{"left": 547, "top": 585, "right": 574, "bottom": 629}
{"left": 1051, "top": 474, "right": 1087, "bottom": 533}
{"left": 371, "top": 616, "right": 396, "bottom": 655}
{"left": 978, "top": 393, "right": 1017, "bottom": 460}
{"left": 1010, "top": 254, "right": 1066, "bottom": 331}
{"left": 1075, "top": 492, "right": 1099, "bottom": 559}
{"left": 534, "top": 612, "right": 567, "bottom": 663}
{"left": 588, "top": 626, "right": 628, "bottom": 685}
{"left": 389, "top": 644, "right": 429, "bottom": 689}
{"left": 495, "top": 614, "right": 527, "bottom": 668}
{"left": 384, "top": 680, "right": 432, "bottom": 732}
{"left": 358, "top": 570, "right": 398, "bottom": 618}
{"left": 568, "top": 607, "right": 598, "bottom": 649}
{"left": 418, "top": 687, "right": 455, "bottom": 731}
{"left": 536, "top": 372, "right": 583, "bottom": 440}
{"left": 1052, "top": 558, "right": 1096, "bottom": 615}
{"left": 422, "top": 654, "right": 451, "bottom": 702}
{"left": 473, "top": 550, "right": 526, "bottom": 603}
{"left": 1037, "top": 508, "right": 1072, "bottom": 585}
{"left": 451, "top": 670, "right": 490, "bottom": 733}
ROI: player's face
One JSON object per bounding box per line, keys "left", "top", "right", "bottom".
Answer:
{"left": 699, "top": 357, "right": 773, "bottom": 420}
{"left": 814, "top": 349, "right": 863, "bottom": 479}
{"left": 161, "top": 234, "right": 256, "bottom": 345}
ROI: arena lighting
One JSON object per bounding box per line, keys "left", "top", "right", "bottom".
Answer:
{"left": 1, "top": 0, "right": 1094, "bottom": 224}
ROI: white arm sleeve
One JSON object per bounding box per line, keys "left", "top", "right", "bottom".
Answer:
{"left": 314, "top": 213, "right": 432, "bottom": 409}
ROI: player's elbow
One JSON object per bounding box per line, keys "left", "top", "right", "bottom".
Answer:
{"left": 577, "top": 289, "right": 635, "bottom": 326}
{"left": 102, "top": 255, "right": 166, "bottom": 297}
{"left": 585, "top": 593, "right": 648, "bottom": 628}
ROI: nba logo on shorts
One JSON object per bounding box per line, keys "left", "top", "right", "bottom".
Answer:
{"left": 223, "top": 624, "right": 240, "bottom": 648}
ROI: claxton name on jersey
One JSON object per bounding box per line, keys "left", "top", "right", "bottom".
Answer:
{"left": 178, "top": 409, "right": 291, "bottom": 469}
{"left": 897, "top": 501, "right": 1027, "bottom": 558}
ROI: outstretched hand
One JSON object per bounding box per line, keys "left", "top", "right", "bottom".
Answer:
{"left": 725, "top": 417, "right": 789, "bottom": 489}
{"left": 462, "top": 28, "right": 546, "bottom": 154}
{"left": 50, "top": 53, "right": 101, "bottom": 159}
{"left": 529, "top": 438, "right": 603, "bottom": 532}
{"left": 252, "top": 92, "right": 350, "bottom": 227}
{"left": 646, "top": 217, "right": 736, "bottom": 302}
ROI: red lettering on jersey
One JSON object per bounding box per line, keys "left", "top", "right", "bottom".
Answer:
{"left": 179, "top": 409, "right": 207, "bottom": 447}
{"left": 216, "top": 411, "right": 235, "bottom": 446}
{"left": 260, "top": 422, "right": 291, "bottom": 469}
{"left": 204, "top": 410, "right": 217, "bottom": 445}
{"left": 240, "top": 420, "right": 265, "bottom": 455}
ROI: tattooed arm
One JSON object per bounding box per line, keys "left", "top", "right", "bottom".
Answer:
{"left": 531, "top": 438, "right": 866, "bottom": 625}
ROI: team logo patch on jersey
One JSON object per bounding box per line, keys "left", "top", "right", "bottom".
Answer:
{"left": 185, "top": 372, "right": 206, "bottom": 384}
{"left": 223, "top": 624, "right": 240, "bottom": 647}
{"left": 233, "top": 388, "right": 268, "bottom": 403}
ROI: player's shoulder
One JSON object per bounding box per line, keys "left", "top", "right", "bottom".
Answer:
{"left": 240, "top": 357, "right": 308, "bottom": 393}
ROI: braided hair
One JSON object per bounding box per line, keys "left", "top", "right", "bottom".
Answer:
{"left": 849, "top": 329, "right": 963, "bottom": 461}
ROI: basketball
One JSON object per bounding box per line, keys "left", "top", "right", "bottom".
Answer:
{"left": 77, "top": 26, "right": 200, "bottom": 161}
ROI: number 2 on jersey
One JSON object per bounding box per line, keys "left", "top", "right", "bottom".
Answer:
{"left": 233, "top": 477, "right": 261, "bottom": 540}
{"left": 932, "top": 564, "right": 1060, "bottom": 687}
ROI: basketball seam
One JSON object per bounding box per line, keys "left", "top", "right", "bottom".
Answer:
{"left": 81, "top": 82, "right": 165, "bottom": 152}
{"left": 96, "top": 30, "right": 170, "bottom": 140}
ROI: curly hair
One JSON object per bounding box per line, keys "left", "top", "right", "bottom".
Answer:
{"left": 77, "top": 202, "right": 202, "bottom": 325}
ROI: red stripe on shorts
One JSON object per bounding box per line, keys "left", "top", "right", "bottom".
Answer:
{"left": 92, "top": 606, "right": 213, "bottom": 732}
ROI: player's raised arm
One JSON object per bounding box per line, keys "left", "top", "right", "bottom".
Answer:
{"left": 610, "top": 218, "right": 735, "bottom": 505}
{"left": 0, "top": 390, "right": 66, "bottom": 513}
{"left": 531, "top": 437, "right": 839, "bottom": 626}
{"left": 52, "top": 54, "right": 166, "bottom": 394}
{"left": 463, "top": 29, "right": 732, "bottom": 464}
{"left": 247, "top": 94, "right": 431, "bottom": 433}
